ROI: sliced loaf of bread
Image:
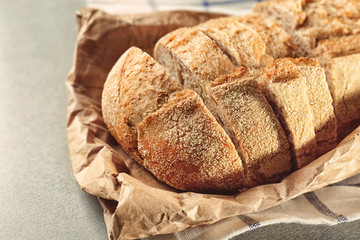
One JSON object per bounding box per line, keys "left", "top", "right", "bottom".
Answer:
{"left": 102, "top": 3, "right": 360, "bottom": 193}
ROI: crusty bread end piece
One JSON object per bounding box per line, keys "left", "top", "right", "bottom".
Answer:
{"left": 102, "top": 47, "right": 182, "bottom": 163}
{"left": 208, "top": 73, "right": 292, "bottom": 187}
{"left": 138, "top": 89, "right": 247, "bottom": 193}
{"left": 260, "top": 59, "right": 317, "bottom": 169}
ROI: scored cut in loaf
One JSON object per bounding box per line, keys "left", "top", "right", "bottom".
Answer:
{"left": 138, "top": 89, "right": 247, "bottom": 193}
{"left": 207, "top": 70, "right": 292, "bottom": 187}
{"left": 233, "top": 14, "right": 296, "bottom": 60}
{"left": 260, "top": 58, "right": 317, "bottom": 169}
{"left": 154, "top": 27, "right": 235, "bottom": 106}
{"left": 196, "top": 16, "right": 272, "bottom": 70}
{"left": 197, "top": 14, "right": 296, "bottom": 70}
{"left": 101, "top": 47, "right": 182, "bottom": 163}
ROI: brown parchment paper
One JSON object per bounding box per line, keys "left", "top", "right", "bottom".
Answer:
{"left": 66, "top": 8, "right": 360, "bottom": 240}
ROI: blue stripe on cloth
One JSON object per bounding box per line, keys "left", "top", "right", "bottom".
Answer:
{"left": 304, "top": 192, "right": 348, "bottom": 223}
{"left": 238, "top": 214, "right": 261, "bottom": 229}
{"left": 328, "top": 183, "right": 360, "bottom": 187}
{"left": 148, "top": 0, "right": 157, "bottom": 11}
{"left": 327, "top": 176, "right": 360, "bottom": 188}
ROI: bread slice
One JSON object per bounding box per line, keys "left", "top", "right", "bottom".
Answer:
{"left": 288, "top": 58, "right": 337, "bottom": 157}
{"left": 102, "top": 47, "right": 182, "bottom": 163}
{"left": 196, "top": 16, "right": 272, "bottom": 70}
{"left": 207, "top": 73, "right": 292, "bottom": 187}
{"left": 260, "top": 59, "right": 317, "bottom": 169}
{"left": 154, "top": 27, "right": 235, "bottom": 105}
{"left": 253, "top": 0, "right": 360, "bottom": 56}
{"left": 137, "top": 89, "right": 247, "bottom": 193}
{"left": 314, "top": 35, "right": 360, "bottom": 140}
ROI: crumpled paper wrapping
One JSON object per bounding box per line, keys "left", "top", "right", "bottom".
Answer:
{"left": 66, "top": 8, "right": 360, "bottom": 240}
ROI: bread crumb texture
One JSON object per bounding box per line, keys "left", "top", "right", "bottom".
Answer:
{"left": 209, "top": 75, "right": 292, "bottom": 187}
{"left": 290, "top": 58, "right": 337, "bottom": 156}
{"left": 314, "top": 35, "right": 360, "bottom": 139}
{"left": 138, "top": 90, "right": 247, "bottom": 193}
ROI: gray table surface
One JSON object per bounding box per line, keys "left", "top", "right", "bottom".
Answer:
{"left": 0, "top": 1, "right": 359, "bottom": 239}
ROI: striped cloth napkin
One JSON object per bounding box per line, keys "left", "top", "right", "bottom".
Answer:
{"left": 147, "top": 173, "right": 360, "bottom": 239}
{"left": 84, "top": 1, "right": 360, "bottom": 239}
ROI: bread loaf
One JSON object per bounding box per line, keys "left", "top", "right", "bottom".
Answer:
{"left": 102, "top": 0, "right": 360, "bottom": 193}
{"left": 253, "top": 0, "right": 360, "bottom": 57}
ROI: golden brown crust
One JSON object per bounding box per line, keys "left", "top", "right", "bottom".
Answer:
{"left": 138, "top": 90, "right": 247, "bottom": 193}
{"left": 154, "top": 27, "right": 235, "bottom": 105}
{"left": 287, "top": 57, "right": 319, "bottom": 67}
{"left": 209, "top": 74, "right": 292, "bottom": 187}
{"left": 253, "top": 0, "right": 306, "bottom": 29}
{"left": 315, "top": 34, "right": 360, "bottom": 58}
{"left": 232, "top": 14, "right": 297, "bottom": 59}
{"left": 102, "top": 47, "right": 182, "bottom": 163}
{"left": 154, "top": 27, "right": 235, "bottom": 84}
{"left": 209, "top": 67, "right": 249, "bottom": 88}
{"left": 261, "top": 58, "right": 300, "bottom": 83}
{"left": 197, "top": 17, "right": 272, "bottom": 69}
